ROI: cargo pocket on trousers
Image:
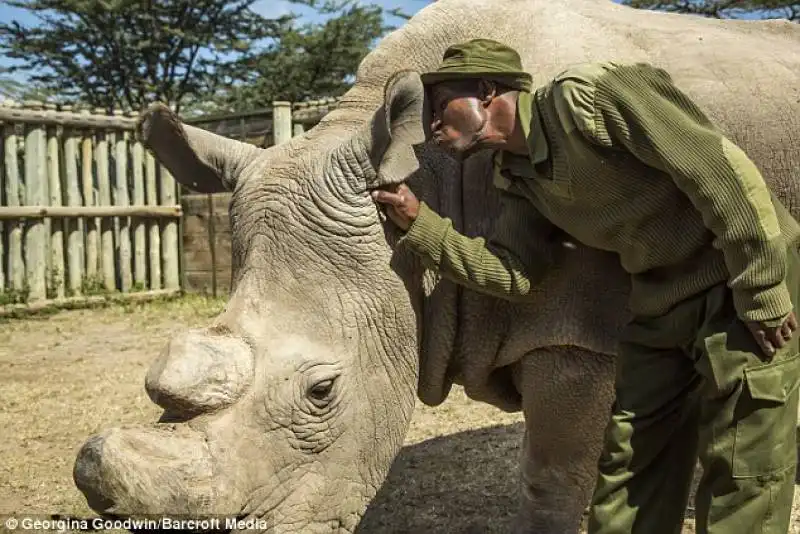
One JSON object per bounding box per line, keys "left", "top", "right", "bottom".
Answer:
{"left": 732, "top": 352, "right": 800, "bottom": 478}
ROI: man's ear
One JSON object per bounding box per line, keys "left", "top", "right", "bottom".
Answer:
{"left": 367, "top": 69, "right": 428, "bottom": 187}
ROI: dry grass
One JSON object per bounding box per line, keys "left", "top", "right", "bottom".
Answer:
{"left": 0, "top": 298, "right": 798, "bottom": 533}
{"left": 0, "top": 295, "right": 225, "bottom": 530}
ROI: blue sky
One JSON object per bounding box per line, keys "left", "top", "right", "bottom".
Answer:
{"left": 256, "top": 0, "right": 432, "bottom": 19}
{"left": 0, "top": 0, "right": 432, "bottom": 26}
{"left": 0, "top": 0, "right": 779, "bottom": 86}
{"left": 0, "top": 0, "right": 434, "bottom": 82}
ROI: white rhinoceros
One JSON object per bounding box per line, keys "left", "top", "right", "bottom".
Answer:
{"left": 72, "top": 0, "right": 800, "bottom": 532}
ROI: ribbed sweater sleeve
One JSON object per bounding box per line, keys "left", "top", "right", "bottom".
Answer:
{"left": 397, "top": 192, "right": 555, "bottom": 301}
{"left": 590, "top": 64, "right": 791, "bottom": 323}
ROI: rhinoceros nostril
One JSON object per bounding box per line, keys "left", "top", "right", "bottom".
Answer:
{"left": 73, "top": 434, "right": 116, "bottom": 513}
{"left": 157, "top": 409, "right": 197, "bottom": 424}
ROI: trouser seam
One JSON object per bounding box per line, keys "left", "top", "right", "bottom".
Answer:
{"left": 731, "top": 461, "right": 796, "bottom": 481}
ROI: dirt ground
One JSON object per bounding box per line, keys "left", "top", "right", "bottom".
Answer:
{"left": 0, "top": 296, "right": 798, "bottom": 534}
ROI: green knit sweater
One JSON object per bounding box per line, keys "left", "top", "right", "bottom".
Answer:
{"left": 400, "top": 62, "right": 799, "bottom": 322}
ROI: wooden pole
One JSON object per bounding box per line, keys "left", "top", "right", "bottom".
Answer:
{"left": 0, "top": 288, "right": 180, "bottom": 317}
{"left": 159, "top": 165, "right": 179, "bottom": 290}
{"left": 146, "top": 152, "right": 161, "bottom": 290}
{"left": 176, "top": 183, "right": 186, "bottom": 292}
{"left": 116, "top": 125, "right": 132, "bottom": 292}
{"left": 0, "top": 126, "right": 4, "bottom": 292}
{"left": 107, "top": 127, "right": 120, "bottom": 290}
{"left": 3, "top": 123, "right": 24, "bottom": 292}
{"left": 131, "top": 134, "right": 147, "bottom": 290}
{"left": 0, "top": 105, "right": 137, "bottom": 130}
{"left": 24, "top": 102, "right": 48, "bottom": 301}
{"left": 207, "top": 194, "right": 217, "bottom": 298}
{"left": 0, "top": 205, "right": 182, "bottom": 219}
{"left": 0, "top": 161, "right": 3, "bottom": 292}
{"left": 95, "top": 126, "right": 115, "bottom": 292}
{"left": 272, "top": 101, "right": 292, "bottom": 146}
{"left": 46, "top": 112, "right": 65, "bottom": 299}
{"left": 81, "top": 117, "right": 98, "bottom": 283}
{"left": 62, "top": 115, "right": 84, "bottom": 296}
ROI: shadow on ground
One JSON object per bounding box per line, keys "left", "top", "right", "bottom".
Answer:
{"left": 356, "top": 423, "right": 524, "bottom": 534}
{"left": 355, "top": 423, "right": 800, "bottom": 534}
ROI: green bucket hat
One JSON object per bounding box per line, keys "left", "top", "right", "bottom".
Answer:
{"left": 420, "top": 38, "right": 533, "bottom": 92}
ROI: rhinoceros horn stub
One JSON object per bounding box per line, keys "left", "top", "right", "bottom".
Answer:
{"left": 145, "top": 329, "right": 254, "bottom": 417}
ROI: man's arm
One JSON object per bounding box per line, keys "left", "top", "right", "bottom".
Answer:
{"left": 584, "top": 64, "right": 792, "bottom": 324}
{"left": 376, "top": 185, "right": 558, "bottom": 301}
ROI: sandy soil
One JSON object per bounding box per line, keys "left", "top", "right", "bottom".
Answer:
{"left": 0, "top": 296, "right": 797, "bottom": 534}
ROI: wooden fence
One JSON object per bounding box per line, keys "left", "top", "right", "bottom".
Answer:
{"left": 0, "top": 101, "right": 182, "bottom": 311}
{"left": 0, "top": 96, "right": 342, "bottom": 311}
{"left": 182, "top": 97, "right": 340, "bottom": 148}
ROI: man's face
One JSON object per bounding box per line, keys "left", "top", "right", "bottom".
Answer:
{"left": 427, "top": 80, "right": 490, "bottom": 158}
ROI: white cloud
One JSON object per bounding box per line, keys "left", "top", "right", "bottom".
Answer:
{"left": 250, "top": 0, "right": 431, "bottom": 22}
{"left": 251, "top": 0, "right": 294, "bottom": 18}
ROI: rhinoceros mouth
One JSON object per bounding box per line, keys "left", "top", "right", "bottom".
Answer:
{"left": 73, "top": 423, "right": 243, "bottom": 523}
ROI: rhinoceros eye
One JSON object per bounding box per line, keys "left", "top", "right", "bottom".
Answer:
{"left": 308, "top": 378, "right": 335, "bottom": 403}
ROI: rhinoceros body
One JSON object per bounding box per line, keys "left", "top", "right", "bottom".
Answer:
{"left": 72, "top": 0, "right": 800, "bottom": 532}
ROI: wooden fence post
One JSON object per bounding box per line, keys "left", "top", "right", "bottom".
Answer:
{"left": 272, "top": 101, "right": 292, "bottom": 146}
{"left": 81, "top": 111, "right": 98, "bottom": 284}
{"left": 0, "top": 135, "right": 3, "bottom": 292}
{"left": 207, "top": 193, "right": 217, "bottom": 298}
{"left": 159, "top": 165, "right": 179, "bottom": 290}
{"left": 62, "top": 106, "right": 84, "bottom": 296}
{"left": 94, "top": 111, "right": 116, "bottom": 292}
{"left": 3, "top": 119, "right": 24, "bottom": 292}
{"left": 23, "top": 101, "right": 48, "bottom": 301}
{"left": 129, "top": 109, "right": 147, "bottom": 290}
{"left": 146, "top": 152, "right": 161, "bottom": 290}
{"left": 115, "top": 111, "right": 132, "bottom": 293}
{"left": 45, "top": 103, "right": 65, "bottom": 299}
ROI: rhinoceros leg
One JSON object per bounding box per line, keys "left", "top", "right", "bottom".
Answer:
{"left": 511, "top": 346, "right": 616, "bottom": 534}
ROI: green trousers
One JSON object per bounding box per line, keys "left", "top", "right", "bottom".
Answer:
{"left": 587, "top": 245, "right": 800, "bottom": 534}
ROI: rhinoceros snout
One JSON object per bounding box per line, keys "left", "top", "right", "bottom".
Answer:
{"left": 145, "top": 329, "right": 254, "bottom": 416}
{"left": 73, "top": 425, "right": 231, "bottom": 518}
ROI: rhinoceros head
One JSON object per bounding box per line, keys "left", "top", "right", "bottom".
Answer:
{"left": 72, "top": 70, "right": 441, "bottom": 531}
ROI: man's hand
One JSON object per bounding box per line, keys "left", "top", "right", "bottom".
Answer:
{"left": 746, "top": 311, "right": 797, "bottom": 359}
{"left": 370, "top": 183, "right": 420, "bottom": 231}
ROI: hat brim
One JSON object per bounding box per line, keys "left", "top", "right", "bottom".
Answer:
{"left": 420, "top": 70, "right": 532, "bottom": 92}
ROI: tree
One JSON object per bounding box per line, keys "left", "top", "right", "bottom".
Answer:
{"left": 0, "top": 65, "right": 59, "bottom": 102}
{"left": 0, "top": 0, "right": 291, "bottom": 113}
{"left": 621, "top": 0, "right": 798, "bottom": 22}
{"left": 215, "top": 0, "right": 411, "bottom": 111}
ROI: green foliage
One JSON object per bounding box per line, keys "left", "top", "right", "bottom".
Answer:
{"left": 0, "top": 0, "right": 416, "bottom": 114}
{"left": 212, "top": 0, "right": 410, "bottom": 111}
{"left": 0, "top": 283, "right": 30, "bottom": 305}
{"left": 0, "top": 0, "right": 291, "bottom": 112}
{"left": 46, "top": 268, "right": 63, "bottom": 300}
{"left": 621, "top": 0, "right": 798, "bottom": 21}
{"left": 0, "top": 68, "right": 57, "bottom": 101}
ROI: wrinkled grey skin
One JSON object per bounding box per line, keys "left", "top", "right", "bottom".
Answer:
{"left": 72, "top": 0, "right": 800, "bottom": 532}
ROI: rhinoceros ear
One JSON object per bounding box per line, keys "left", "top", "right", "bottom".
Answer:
{"left": 367, "top": 69, "right": 429, "bottom": 187}
{"left": 136, "top": 103, "right": 260, "bottom": 193}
